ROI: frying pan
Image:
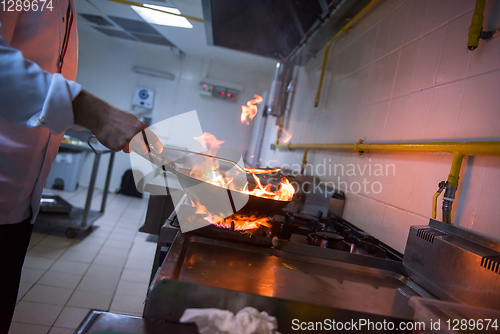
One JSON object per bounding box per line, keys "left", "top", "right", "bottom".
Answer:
{"left": 134, "top": 132, "right": 292, "bottom": 219}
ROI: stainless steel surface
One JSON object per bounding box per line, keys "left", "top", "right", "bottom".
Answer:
{"left": 327, "top": 191, "right": 345, "bottom": 218}
{"left": 140, "top": 194, "right": 175, "bottom": 235}
{"left": 162, "top": 146, "right": 282, "bottom": 175}
{"left": 403, "top": 219, "right": 500, "bottom": 309}
{"left": 76, "top": 310, "right": 198, "bottom": 334}
{"left": 147, "top": 233, "right": 431, "bottom": 323}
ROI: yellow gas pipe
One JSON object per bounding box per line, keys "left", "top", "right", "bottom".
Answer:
{"left": 468, "top": 0, "right": 486, "bottom": 50}
{"left": 448, "top": 152, "right": 465, "bottom": 188}
{"left": 432, "top": 187, "right": 444, "bottom": 220}
{"left": 314, "top": 0, "right": 380, "bottom": 107}
{"left": 275, "top": 141, "right": 500, "bottom": 156}
{"left": 276, "top": 140, "right": 500, "bottom": 224}
{"left": 276, "top": 117, "right": 284, "bottom": 147}
{"left": 301, "top": 149, "right": 309, "bottom": 175}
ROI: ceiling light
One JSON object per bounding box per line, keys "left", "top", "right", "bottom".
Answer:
{"left": 131, "top": 4, "right": 193, "bottom": 28}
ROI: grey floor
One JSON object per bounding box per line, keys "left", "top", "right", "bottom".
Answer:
{"left": 9, "top": 187, "right": 155, "bottom": 334}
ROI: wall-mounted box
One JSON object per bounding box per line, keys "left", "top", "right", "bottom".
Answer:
{"left": 200, "top": 83, "right": 213, "bottom": 96}
{"left": 199, "top": 77, "right": 244, "bottom": 102}
{"left": 132, "top": 87, "right": 155, "bottom": 109}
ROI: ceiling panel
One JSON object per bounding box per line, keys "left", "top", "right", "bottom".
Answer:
{"left": 76, "top": 0, "right": 277, "bottom": 71}
{"left": 108, "top": 16, "right": 162, "bottom": 35}
{"left": 93, "top": 27, "right": 136, "bottom": 40}
{"left": 131, "top": 32, "right": 176, "bottom": 47}
{"left": 80, "top": 13, "right": 114, "bottom": 26}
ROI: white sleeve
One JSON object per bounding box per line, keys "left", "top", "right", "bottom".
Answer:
{"left": 0, "top": 20, "right": 82, "bottom": 135}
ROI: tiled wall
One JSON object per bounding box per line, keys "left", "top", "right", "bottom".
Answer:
{"left": 260, "top": 0, "right": 500, "bottom": 252}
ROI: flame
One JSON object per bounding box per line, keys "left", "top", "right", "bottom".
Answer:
{"left": 191, "top": 132, "right": 227, "bottom": 187}
{"left": 193, "top": 132, "right": 224, "bottom": 151}
{"left": 244, "top": 168, "right": 281, "bottom": 174}
{"left": 242, "top": 176, "right": 295, "bottom": 201}
{"left": 277, "top": 126, "right": 292, "bottom": 143}
{"left": 241, "top": 95, "right": 263, "bottom": 125}
{"left": 191, "top": 199, "right": 272, "bottom": 231}
{"left": 188, "top": 132, "right": 295, "bottom": 230}
{"left": 206, "top": 214, "right": 272, "bottom": 231}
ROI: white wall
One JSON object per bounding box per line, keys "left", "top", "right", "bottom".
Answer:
{"left": 259, "top": 0, "right": 500, "bottom": 253}
{"left": 75, "top": 27, "right": 275, "bottom": 194}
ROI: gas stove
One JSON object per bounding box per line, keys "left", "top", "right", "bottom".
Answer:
{"left": 167, "top": 206, "right": 403, "bottom": 263}
{"left": 138, "top": 190, "right": 500, "bottom": 334}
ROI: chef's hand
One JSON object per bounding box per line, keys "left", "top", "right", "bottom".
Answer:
{"left": 72, "top": 90, "right": 163, "bottom": 154}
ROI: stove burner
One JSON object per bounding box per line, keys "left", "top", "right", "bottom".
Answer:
{"left": 171, "top": 204, "right": 402, "bottom": 261}
{"left": 307, "top": 231, "right": 351, "bottom": 252}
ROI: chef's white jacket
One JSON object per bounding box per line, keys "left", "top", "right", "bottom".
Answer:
{"left": 0, "top": 0, "right": 82, "bottom": 225}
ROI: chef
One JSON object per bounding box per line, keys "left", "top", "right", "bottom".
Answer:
{"left": 0, "top": 1, "right": 161, "bottom": 332}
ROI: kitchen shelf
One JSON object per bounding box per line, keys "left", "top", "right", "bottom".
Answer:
{"left": 36, "top": 140, "right": 115, "bottom": 238}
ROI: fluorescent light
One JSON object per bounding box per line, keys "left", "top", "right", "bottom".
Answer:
{"left": 131, "top": 4, "right": 193, "bottom": 28}
{"left": 132, "top": 66, "right": 175, "bottom": 80}
{"left": 143, "top": 4, "right": 180, "bottom": 15}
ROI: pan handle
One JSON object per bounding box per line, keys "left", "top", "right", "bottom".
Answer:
{"left": 130, "top": 130, "right": 177, "bottom": 174}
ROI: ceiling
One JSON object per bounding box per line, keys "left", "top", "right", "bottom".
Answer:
{"left": 75, "top": 0, "right": 277, "bottom": 70}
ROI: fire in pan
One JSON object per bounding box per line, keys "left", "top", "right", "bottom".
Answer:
{"left": 134, "top": 131, "right": 295, "bottom": 231}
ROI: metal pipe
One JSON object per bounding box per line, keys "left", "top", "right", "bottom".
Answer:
{"left": 441, "top": 152, "right": 465, "bottom": 224}
{"left": 267, "top": 63, "right": 283, "bottom": 116}
{"left": 301, "top": 149, "right": 309, "bottom": 175}
{"left": 100, "top": 152, "right": 115, "bottom": 213}
{"left": 468, "top": 0, "right": 486, "bottom": 50}
{"left": 275, "top": 141, "right": 500, "bottom": 156}
{"left": 82, "top": 153, "right": 101, "bottom": 228}
{"left": 276, "top": 140, "right": 500, "bottom": 224}
{"left": 315, "top": 0, "right": 381, "bottom": 107}
{"left": 447, "top": 152, "right": 465, "bottom": 187}
{"left": 274, "top": 65, "right": 299, "bottom": 147}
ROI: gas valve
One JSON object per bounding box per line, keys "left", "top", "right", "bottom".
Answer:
{"left": 432, "top": 181, "right": 447, "bottom": 219}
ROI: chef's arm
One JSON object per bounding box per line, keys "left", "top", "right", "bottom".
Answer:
{"left": 72, "top": 90, "right": 162, "bottom": 154}
{"left": 0, "top": 21, "right": 80, "bottom": 134}
{"left": 0, "top": 21, "right": 161, "bottom": 154}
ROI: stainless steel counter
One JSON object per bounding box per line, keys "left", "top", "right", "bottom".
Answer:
{"left": 76, "top": 310, "right": 198, "bottom": 334}
{"left": 145, "top": 232, "right": 432, "bottom": 333}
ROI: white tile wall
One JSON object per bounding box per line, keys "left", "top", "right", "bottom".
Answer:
{"left": 437, "top": 13, "right": 472, "bottom": 85}
{"left": 392, "top": 40, "right": 420, "bottom": 97}
{"left": 402, "top": 0, "right": 428, "bottom": 45}
{"left": 260, "top": 0, "right": 500, "bottom": 253}
{"left": 422, "top": 0, "right": 453, "bottom": 33}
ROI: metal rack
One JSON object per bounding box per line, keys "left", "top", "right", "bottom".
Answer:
{"left": 36, "top": 141, "right": 115, "bottom": 238}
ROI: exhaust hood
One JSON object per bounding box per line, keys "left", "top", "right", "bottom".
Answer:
{"left": 201, "top": 0, "right": 373, "bottom": 65}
